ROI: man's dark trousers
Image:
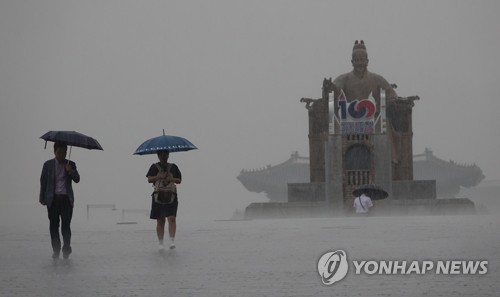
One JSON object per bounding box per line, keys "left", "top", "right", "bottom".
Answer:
{"left": 47, "top": 194, "right": 73, "bottom": 256}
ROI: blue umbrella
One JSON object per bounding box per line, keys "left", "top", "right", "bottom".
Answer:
{"left": 40, "top": 130, "right": 103, "bottom": 160}
{"left": 133, "top": 130, "right": 197, "bottom": 155}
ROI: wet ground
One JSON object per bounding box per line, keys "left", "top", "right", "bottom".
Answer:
{"left": 1, "top": 214, "right": 499, "bottom": 297}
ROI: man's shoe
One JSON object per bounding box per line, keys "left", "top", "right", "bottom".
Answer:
{"left": 52, "top": 252, "right": 60, "bottom": 259}
{"left": 62, "top": 246, "right": 72, "bottom": 259}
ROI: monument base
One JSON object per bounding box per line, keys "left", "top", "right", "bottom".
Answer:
{"left": 392, "top": 180, "right": 436, "bottom": 200}
{"left": 288, "top": 179, "right": 436, "bottom": 202}
{"left": 244, "top": 198, "right": 476, "bottom": 219}
{"left": 244, "top": 201, "right": 332, "bottom": 220}
{"left": 371, "top": 198, "right": 476, "bottom": 216}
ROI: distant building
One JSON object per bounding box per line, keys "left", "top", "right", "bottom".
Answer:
{"left": 238, "top": 149, "right": 484, "bottom": 202}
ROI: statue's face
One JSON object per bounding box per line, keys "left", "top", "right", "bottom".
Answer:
{"left": 351, "top": 51, "right": 368, "bottom": 73}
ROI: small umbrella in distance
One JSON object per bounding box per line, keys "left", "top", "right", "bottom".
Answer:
{"left": 352, "top": 184, "right": 389, "bottom": 200}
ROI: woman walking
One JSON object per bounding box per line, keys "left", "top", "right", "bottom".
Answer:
{"left": 146, "top": 150, "right": 182, "bottom": 250}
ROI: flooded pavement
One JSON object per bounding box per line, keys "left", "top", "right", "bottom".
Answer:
{"left": 1, "top": 214, "right": 499, "bottom": 297}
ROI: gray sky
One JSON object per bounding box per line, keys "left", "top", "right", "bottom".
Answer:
{"left": 1, "top": 0, "right": 500, "bottom": 223}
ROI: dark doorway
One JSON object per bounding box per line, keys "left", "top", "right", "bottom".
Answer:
{"left": 345, "top": 144, "right": 371, "bottom": 170}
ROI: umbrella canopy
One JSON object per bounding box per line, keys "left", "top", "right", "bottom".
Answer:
{"left": 40, "top": 131, "right": 103, "bottom": 150}
{"left": 133, "top": 132, "right": 197, "bottom": 155}
{"left": 352, "top": 184, "right": 389, "bottom": 200}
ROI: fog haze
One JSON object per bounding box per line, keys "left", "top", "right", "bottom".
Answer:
{"left": 1, "top": 1, "right": 500, "bottom": 226}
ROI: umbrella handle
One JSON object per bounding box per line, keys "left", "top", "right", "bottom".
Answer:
{"left": 68, "top": 146, "right": 72, "bottom": 163}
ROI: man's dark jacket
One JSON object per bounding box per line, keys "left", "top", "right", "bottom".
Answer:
{"left": 39, "top": 159, "right": 80, "bottom": 207}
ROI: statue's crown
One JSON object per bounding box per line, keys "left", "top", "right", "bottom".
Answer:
{"left": 353, "top": 40, "right": 366, "bottom": 51}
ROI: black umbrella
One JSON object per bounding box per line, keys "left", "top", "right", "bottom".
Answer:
{"left": 40, "top": 130, "right": 103, "bottom": 159}
{"left": 352, "top": 184, "right": 389, "bottom": 200}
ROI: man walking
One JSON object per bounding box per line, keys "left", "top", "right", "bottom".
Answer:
{"left": 353, "top": 190, "right": 374, "bottom": 215}
{"left": 39, "top": 142, "right": 80, "bottom": 259}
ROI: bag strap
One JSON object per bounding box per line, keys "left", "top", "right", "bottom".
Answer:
{"left": 155, "top": 163, "right": 162, "bottom": 173}
{"left": 358, "top": 196, "right": 366, "bottom": 211}
{"left": 154, "top": 163, "right": 166, "bottom": 191}
{"left": 155, "top": 162, "right": 172, "bottom": 175}
{"left": 154, "top": 163, "right": 175, "bottom": 191}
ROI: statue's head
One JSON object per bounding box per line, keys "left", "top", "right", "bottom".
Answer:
{"left": 351, "top": 40, "right": 369, "bottom": 74}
